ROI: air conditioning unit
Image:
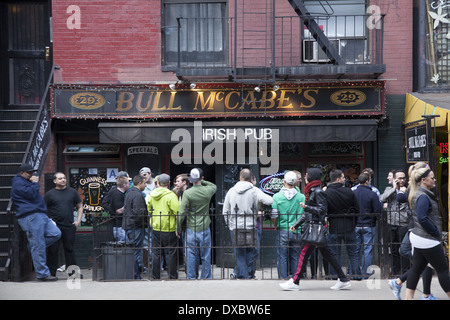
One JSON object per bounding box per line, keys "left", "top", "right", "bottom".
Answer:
{"left": 303, "top": 39, "right": 340, "bottom": 63}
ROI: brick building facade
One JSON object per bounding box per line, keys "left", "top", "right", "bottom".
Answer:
{"left": 4, "top": 0, "right": 447, "bottom": 280}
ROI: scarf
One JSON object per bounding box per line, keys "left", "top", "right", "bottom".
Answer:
{"left": 303, "top": 180, "right": 322, "bottom": 202}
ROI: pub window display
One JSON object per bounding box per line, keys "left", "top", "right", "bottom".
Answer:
{"left": 69, "top": 168, "right": 113, "bottom": 227}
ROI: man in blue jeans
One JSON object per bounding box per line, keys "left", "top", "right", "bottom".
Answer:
{"left": 123, "top": 175, "right": 148, "bottom": 279}
{"left": 353, "top": 172, "right": 382, "bottom": 277}
{"left": 325, "top": 169, "right": 360, "bottom": 278}
{"left": 271, "top": 171, "right": 304, "bottom": 280}
{"left": 223, "top": 169, "right": 273, "bottom": 279}
{"left": 11, "top": 163, "right": 61, "bottom": 281}
{"left": 177, "top": 168, "right": 216, "bottom": 279}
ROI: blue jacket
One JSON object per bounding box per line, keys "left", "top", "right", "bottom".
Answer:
{"left": 353, "top": 184, "right": 382, "bottom": 227}
{"left": 11, "top": 174, "right": 47, "bottom": 218}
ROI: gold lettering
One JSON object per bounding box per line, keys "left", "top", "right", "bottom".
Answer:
{"left": 242, "top": 91, "right": 258, "bottom": 110}
{"left": 136, "top": 92, "right": 151, "bottom": 112}
{"left": 151, "top": 92, "right": 164, "bottom": 111}
{"left": 224, "top": 91, "right": 240, "bottom": 110}
{"left": 301, "top": 89, "right": 318, "bottom": 108}
{"left": 117, "top": 92, "right": 134, "bottom": 111}
{"left": 167, "top": 91, "right": 181, "bottom": 110}
{"left": 260, "top": 91, "right": 277, "bottom": 109}
{"left": 194, "top": 91, "right": 216, "bottom": 110}
{"left": 216, "top": 91, "right": 225, "bottom": 102}
{"left": 276, "top": 90, "right": 295, "bottom": 109}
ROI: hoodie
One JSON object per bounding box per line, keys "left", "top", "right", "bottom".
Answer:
{"left": 11, "top": 174, "right": 47, "bottom": 218}
{"left": 223, "top": 181, "right": 273, "bottom": 231}
{"left": 147, "top": 187, "right": 180, "bottom": 232}
{"left": 271, "top": 187, "right": 305, "bottom": 233}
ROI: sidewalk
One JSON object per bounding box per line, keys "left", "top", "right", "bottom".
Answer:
{"left": 0, "top": 268, "right": 448, "bottom": 301}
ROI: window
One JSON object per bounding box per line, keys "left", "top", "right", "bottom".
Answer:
{"left": 304, "top": 0, "right": 366, "bottom": 37}
{"left": 162, "top": 0, "right": 227, "bottom": 69}
{"left": 303, "top": 0, "right": 369, "bottom": 64}
{"left": 423, "top": 2, "right": 450, "bottom": 89}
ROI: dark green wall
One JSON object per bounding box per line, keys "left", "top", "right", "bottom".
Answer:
{"left": 377, "top": 94, "right": 407, "bottom": 192}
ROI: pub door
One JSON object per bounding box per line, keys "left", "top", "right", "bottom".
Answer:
{"left": 215, "top": 164, "right": 259, "bottom": 269}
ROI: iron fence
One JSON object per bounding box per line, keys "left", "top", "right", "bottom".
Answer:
{"left": 91, "top": 207, "right": 436, "bottom": 281}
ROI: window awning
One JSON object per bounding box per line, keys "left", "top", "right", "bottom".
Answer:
{"left": 98, "top": 119, "right": 378, "bottom": 144}
{"left": 405, "top": 92, "right": 450, "bottom": 128}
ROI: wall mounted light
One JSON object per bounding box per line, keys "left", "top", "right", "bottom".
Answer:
{"left": 254, "top": 86, "right": 261, "bottom": 92}
{"left": 169, "top": 83, "right": 176, "bottom": 91}
{"left": 273, "top": 85, "right": 279, "bottom": 91}
{"left": 190, "top": 83, "right": 196, "bottom": 89}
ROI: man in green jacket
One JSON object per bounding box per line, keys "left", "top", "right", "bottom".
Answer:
{"left": 271, "top": 171, "right": 305, "bottom": 279}
{"left": 147, "top": 173, "right": 180, "bottom": 279}
{"left": 177, "top": 168, "right": 216, "bottom": 279}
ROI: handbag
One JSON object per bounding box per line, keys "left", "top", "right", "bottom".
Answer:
{"left": 301, "top": 222, "right": 328, "bottom": 247}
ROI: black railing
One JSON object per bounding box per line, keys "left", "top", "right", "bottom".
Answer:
{"left": 5, "top": 65, "right": 55, "bottom": 282}
{"left": 91, "top": 207, "right": 424, "bottom": 281}
{"left": 172, "top": 14, "right": 385, "bottom": 80}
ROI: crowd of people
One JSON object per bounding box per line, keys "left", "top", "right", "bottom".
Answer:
{"left": 10, "top": 161, "right": 450, "bottom": 300}
{"left": 102, "top": 167, "right": 217, "bottom": 280}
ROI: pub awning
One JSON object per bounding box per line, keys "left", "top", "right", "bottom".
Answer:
{"left": 405, "top": 92, "right": 450, "bottom": 128}
{"left": 98, "top": 119, "right": 378, "bottom": 144}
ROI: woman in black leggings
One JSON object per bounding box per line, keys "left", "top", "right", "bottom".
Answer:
{"left": 405, "top": 167, "right": 450, "bottom": 300}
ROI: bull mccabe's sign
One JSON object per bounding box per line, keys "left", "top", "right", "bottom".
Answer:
{"left": 52, "top": 82, "right": 384, "bottom": 119}
{"left": 405, "top": 124, "right": 428, "bottom": 163}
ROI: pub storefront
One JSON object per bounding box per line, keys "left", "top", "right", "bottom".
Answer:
{"left": 51, "top": 80, "right": 385, "bottom": 276}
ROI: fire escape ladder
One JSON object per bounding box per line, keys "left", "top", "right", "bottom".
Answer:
{"left": 288, "top": 0, "right": 345, "bottom": 65}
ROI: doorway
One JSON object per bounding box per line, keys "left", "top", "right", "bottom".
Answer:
{"left": 0, "top": 0, "right": 51, "bottom": 109}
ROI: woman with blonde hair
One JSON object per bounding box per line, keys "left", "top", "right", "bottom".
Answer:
{"left": 405, "top": 167, "right": 450, "bottom": 299}
{"left": 388, "top": 162, "right": 436, "bottom": 300}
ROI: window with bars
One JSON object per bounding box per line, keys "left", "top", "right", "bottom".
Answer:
{"left": 162, "top": 0, "right": 227, "bottom": 69}
{"left": 302, "top": 0, "right": 369, "bottom": 64}
{"left": 424, "top": 1, "right": 450, "bottom": 89}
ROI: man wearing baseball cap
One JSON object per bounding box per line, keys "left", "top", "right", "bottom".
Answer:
{"left": 271, "top": 171, "right": 305, "bottom": 280}
{"left": 177, "top": 168, "right": 216, "bottom": 279}
{"left": 11, "top": 164, "right": 61, "bottom": 281}
{"left": 139, "top": 167, "right": 155, "bottom": 196}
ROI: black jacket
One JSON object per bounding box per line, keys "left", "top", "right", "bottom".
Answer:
{"left": 122, "top": 187, "right": 148, "bottom": 230}
{"left": 325, "top": 183, "right": 360, "bottom": 233}
{"left": 292, "top": 186, "right": 327, "bottom": 229}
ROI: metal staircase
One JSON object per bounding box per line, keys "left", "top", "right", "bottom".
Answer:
{"left": 288, "top": 0, "right": 344, "bottom": 65}
{"left": 0, "top": 107, "right": 39, "bottom": 280}
{"left": 0, "top": 66, "right": 54, "bottom": 281}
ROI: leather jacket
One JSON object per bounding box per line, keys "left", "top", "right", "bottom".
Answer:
{"left": 292, "top": 186, "right": 327, "bottom": 230}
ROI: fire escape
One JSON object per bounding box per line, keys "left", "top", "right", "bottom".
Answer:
{"left": 174, "top": 0, "right": 386, "bottom": 84}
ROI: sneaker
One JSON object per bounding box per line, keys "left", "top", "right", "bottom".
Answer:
{"left": 330, "top": 279, "right": 351, "bottom": 290}
{"left": 37, "top": 275, "right": 58, "bottom": 282}
{"left": 388, "top": 279, "right": 402, "bottom": 300}
{"left": 279, "top": 278, "right": 300, "bottom": 291}
{"left": 421, "top": 294, "right": 438, "bottom": 300}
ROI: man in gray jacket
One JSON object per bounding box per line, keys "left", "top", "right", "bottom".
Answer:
{"left": 223, "top": 168, "right": 273, "bottom": 279}
{"left": 380, "top": 169, "right": 409, "bottom": 274}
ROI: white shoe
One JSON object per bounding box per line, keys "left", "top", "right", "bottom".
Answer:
{"left": 279, "top": 279, "right": 300, "bottom": 291}
{"left": 330, "top": 279, "right": 351, "bottom": 290}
